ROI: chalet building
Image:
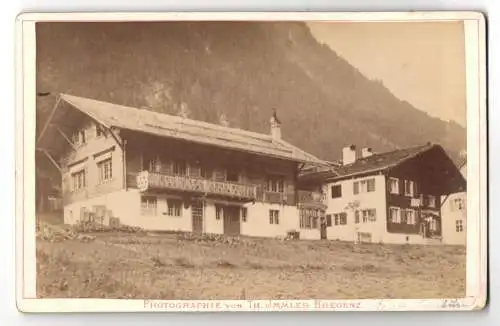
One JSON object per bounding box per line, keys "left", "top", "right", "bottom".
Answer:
{"left": 440, "top": 163, "right": 467, "bottom": 245}
{"left": 298, "top": 144, "right": 466, "bottom": 244}
{"left": 36, "top": 94, "right": 327, "bottom": 239}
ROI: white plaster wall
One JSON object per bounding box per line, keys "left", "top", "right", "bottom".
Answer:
{"left": 64, "top": 189, "right": 193, "bottom": 232}
{"left": 134, "top": 193, "right": 192, "bottom": 232}
{"left": 64, "top": 189, "right": 312, "bottom": 239}
{"left": 299, "top": 228, "right": 321, "bottom": 240}
{"left": 203, "top": 200, "right": 224, "bottom": 235}
{"left": 63, "top": 189, "right": 138, "bottom": 225}
{"left": 240, "top": 202, "right": 300, "bottom": 238}
{"left": 441, "top": 192, "right": 467, "bottom": 245}
{"left": 324, "top": 175, "right": 388, "bottom": 243}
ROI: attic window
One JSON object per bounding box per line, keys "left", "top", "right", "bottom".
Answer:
{"left": 96, "top": 124, "right": 104, "bottom": 137}
{"left": 72, "top": 129, "right": 86, "bottom": 146}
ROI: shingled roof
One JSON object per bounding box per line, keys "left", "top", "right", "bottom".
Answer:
{"left": 333, "top": 143, "right": 436, "bottom": 179}
{"left": 50, "top": 94, "right": 326, "bottom": 165}
{"left": 299, "top": 143, "right": 441, "bottom": 184}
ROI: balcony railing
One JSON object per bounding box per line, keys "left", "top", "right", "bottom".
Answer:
{"left": 136, "top": 171, "right": 257, "bottom": 200}
{"left": 297, "top": 190, "right": 327, "bottom": 209}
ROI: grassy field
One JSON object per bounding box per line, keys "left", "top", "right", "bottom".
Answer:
{"left": 36, "top": 223, "right": 466, "bottom": 300}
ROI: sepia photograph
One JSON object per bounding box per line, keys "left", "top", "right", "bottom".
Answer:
{"left": 16, "top": 12, "right": 487, "bottom": 312}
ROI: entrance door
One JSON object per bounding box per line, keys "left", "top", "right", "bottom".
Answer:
{"left": 320, "top": 217, "right": 327, "bottom": 240}
{"left": 191, "top": 200, "right": 204, "bottom": 234}
{"left": 223, "top": 206, "right": 241, "bottom": 236}
{"left": 420, "top": 221, "right": 429, "bottom": 238}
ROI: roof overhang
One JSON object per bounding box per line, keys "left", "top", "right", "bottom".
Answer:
{"left": 47, "top": 94, "right": 328, "bottom": 166}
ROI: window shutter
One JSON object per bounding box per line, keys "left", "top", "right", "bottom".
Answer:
{"left": 326, "top": 214, "right": 332, "bottom": 227}
{"left": 355, "top": 211, "right": 360, "bottom": 224}
{"left": 413, "top": 182, "right": 418, "bottom": 197}
{"left": 353, "top": 182, "right": 359, "bottom": 194}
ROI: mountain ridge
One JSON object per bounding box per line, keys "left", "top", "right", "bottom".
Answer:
{"left": 36, "top": 21, "right": 466, "bottom": 164}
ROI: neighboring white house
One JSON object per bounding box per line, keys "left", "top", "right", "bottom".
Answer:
{"left": 36, "top": 94, "right": 328, "bottom": 239}
{"left": 441, "top": 163, "right": 467, "bottom": 245}
{"left": 299, "top": 144, "right": 467, "bottom": 244}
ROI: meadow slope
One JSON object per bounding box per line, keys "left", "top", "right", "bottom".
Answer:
{"left": 36, "top": 230, "right": 466, "bottom": 300}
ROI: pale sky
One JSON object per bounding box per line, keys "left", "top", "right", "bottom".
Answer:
{"left": 307, "top": 22, "right": 466, "bottom": 127}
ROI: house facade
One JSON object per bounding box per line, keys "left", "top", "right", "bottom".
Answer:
{"left": 298, "top": 144, "right": 466, "bottom": 244}
{"left": 440, "top": 163, "right": 467, "bottom": 245}
{"left": 36, "top": 94, "right": 327, "bottom": 239}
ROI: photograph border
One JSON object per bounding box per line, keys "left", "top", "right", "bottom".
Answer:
{"left": 15, "top": 11, "right": 488, "bottom": 312}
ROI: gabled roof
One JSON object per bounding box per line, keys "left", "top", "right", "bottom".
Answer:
{"left": 299, "top": 143, "right": 453, "bottom": 184}
{"left": 50, "top": 94, "right": 326, "bottom": 165}
{"left": 333, "top": 143, "right": 435, "bottom": 180}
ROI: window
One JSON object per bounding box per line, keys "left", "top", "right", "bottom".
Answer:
{"left": 241, "top": 207, "right": 248, "bottom": 222}
{"left": 429, "top": 219, "right": 438, "bottom": 231}
{"left": 71, "top": 169, "right": 86, "bottom": 191}
{"left": 389, "top": 178, "right": 400, "bottom": 194}
{"left": 456, "top": 219, "right": 464, "bottom": 232}
{"left": 267, "top": 175, "right": 285, "bottom": 193}
{"left": 361, "top": 209, "right": 376, "bottom": 223}
{"left": 367, "top": 179, "right": 376, "bottom": 192}
{"left": 226, "top": 168, "right": 239, "bottom": 182}
{"left": 215, "top": 205, "right": 223, "bottom": 220}
{"left": 269, "top": 210, "right": 280, "bottom": 224}
{"left": 173, "top": 159, "right": 187, "bottom": 176}
{"left": 451, "top": 198, "right": 464, "bottom": 212}
{"left": 405, "top": 209, "right": 416, "bottom": 225}
{"left": 144, "top": 154, "right": 161, "bottom": 173}
{"left": 80, "top": 130, "right": 86, "bottom": 144}
{"left": 141, "top": 196, "right": 157, "bottom": 215}
{"left": 96, "top": 124, "right": 104, "bottom": 137}
{"left": 167, "top": 199, "right": 182, "bottom": 217}
{"left": 389, "top": 207, "right": 401, "bottom": 223}
{"left": 299, "top": 209, "right": 319, "bottom": 229}
{"left": 354, "top": 209, "right": 376, "bottom": 223}
{"left": 331, "top": 185, "right": 342, "bottom": 198}
{"left": 353, "top": 178, "right": 375, "bottom": 194}
{"left": 72, "top": 129, "right": 86, "bottom": 146}
{"left": 428, "top": 195, "right": 436, "bottom": 208}
{"left": 200, "top": 166, "right": 213, "bottom": 179}
{"left": 333, "top": 212, "right": 347, "bottom": 226}
{"left": 326, "top": 214, "right": 332, "bottom": 227}
{"left": 404, "top": 180, "right": 414, "bottom": 196}
{"left": 97, "top": 158, "right": 113, "bottom": 183}
{"left": 400, "top": 209, "right": 408, "bottom": 224}
{"left": 357, "top": 232, "right": 372, "bottom": 243}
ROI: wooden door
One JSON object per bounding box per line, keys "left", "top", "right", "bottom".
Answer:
{"left": 223, "top": 206, "right": 241, "bottom": 236}
{"left": 191, "top": 200, "right": 204, "bottom": 234}
{"left": 320, "top": 220, "right": 327, "bottom": 240}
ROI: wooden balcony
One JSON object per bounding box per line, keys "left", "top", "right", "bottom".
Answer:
{"left": 297, "top": 190, "right": 327, "bottom": 209}
{"left": 264, "top": 191, "right": 286, "bottom": 204}
{"left": 135, "top": 171, "right": 257, "bottom": 200}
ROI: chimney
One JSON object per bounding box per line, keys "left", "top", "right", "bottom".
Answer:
{"left": 270, "top": 108, "right": 281, "bottom": 140}
{"left": 361, "top": 147, "right": 373, "bottom": 158}
{"left": 342, "top": 145, "right": 357, "bottom": 165}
